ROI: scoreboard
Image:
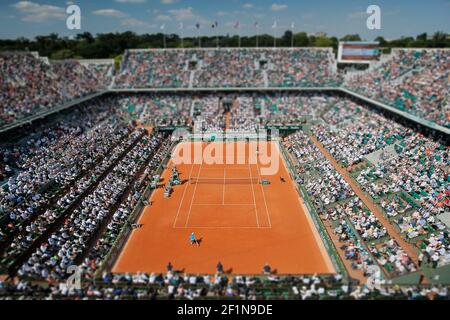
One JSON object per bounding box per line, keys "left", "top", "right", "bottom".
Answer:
{"left": 338, "top": 41, "right": 380, "bottom": 64}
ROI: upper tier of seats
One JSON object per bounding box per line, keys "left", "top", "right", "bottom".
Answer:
{"left": 344, "top": 49, "right": 450, "bottom": 128}
{"left": 1, "top": 48, "right": 449, "bottom": 130}
{"left": 114, "top": 48, "right": 341, "bottom": 89}
{"left": 0, "top": 53, "right": 114, "bottom": 128}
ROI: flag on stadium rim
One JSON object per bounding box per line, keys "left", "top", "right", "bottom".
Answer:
{"left": 272, "top": 20, "right": 277, "bottom": 29}
{"left": 254, "top": 22, "right": 259, "bottom": 29}
{"left": 178, "top": 22, "right": 183, "bottom": 30}
{"left": 160, "top": 24, "right": 165, "bottom": 30}
{"left": 196, "top": 22, "right": 200, "bottom": 29}
{"left": 291, "top": 22, "right": 295, "bottom": 29}
{"left": 234, "top": 21, "right": 240, "bottom": 29}
{"left": 212, "top": 21, "right": 218, "bottom": 28}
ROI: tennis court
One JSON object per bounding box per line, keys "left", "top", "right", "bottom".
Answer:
{"left": 113, "top": 141, "right": 335, "bottom": 275}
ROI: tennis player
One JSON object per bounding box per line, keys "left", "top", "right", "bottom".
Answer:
{"left": 190, "top": 232, "right": 200, "bottom": 246}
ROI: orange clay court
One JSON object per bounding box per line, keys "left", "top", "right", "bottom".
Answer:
{"left": 113, "top": 141, "right": 335, "bottom": 275}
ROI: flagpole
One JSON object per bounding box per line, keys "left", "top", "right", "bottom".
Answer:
{"left": 238, "top": 26, "right": 241, "bottom": 48}
{"left": 163, "top": 33, "right": 166, "bottom": 49}
{"left": 273, "top": 22, "right": 276, "bottom": 48}
{"left": 196, "top": 23, "right": 201, "bottom": 48}
{"left": 180, "top": 24, "right": 184, "bottom": 49}
{"left": 234, "top": 22, "right": 241, "bottom": 48}
{"left": 255, "top": 23, "right": 259, "bottom": 48}
{"left": 291, "top": 23, "right": 295, "bottom": 48}
{"left": 216, "top": 22, "right": 219, "bottom": 48}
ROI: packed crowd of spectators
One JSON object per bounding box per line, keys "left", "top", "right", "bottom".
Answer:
{"left": 116, "top": 94, "right": 191, "bottom": 127}
{"left": 1, "top": 272, "right": 448, "bottom": 300}
{"left": 81, "top": 137, "right": 173, "bottom": 278}
{"left": 312, "top": 98, "right": 412, "bottom": 167}
{"left": 0, "top": 95, "right": 179, "bottom": 282}
{"left": 285, "top": 129, "right": 422, "bottom": 279}
{"left": 0, "top": 52, "right": 111, "bottom": 128}
{"left": 115, "top": 50, "right": 192, "bottom": 89}
{"left": 114, "top": 48, "right": 341, "bottom": 90}
{"left": 345, "top": 49, "right": 450, "bottom": 128}
{"left": 266, "top": 48, "right": 341, "bottom": 87}
{"left": 194, "top": 49, "right": 265, "bottom": 88}
{"left": 0, "top": 85, "right": 448, "bottom": 298}
{"left": 307, "top": 95, "right": 448, "bottom": 269}
{"left": 17, "top": 129, "right": 162, "bottom": 280}
{"left": 257, "top": 93, "right": 331, "bottom": 126}
{"left": 369, "top": 239, "right": 417, "bottom": 276}
{"left": 80, "top": 61, "right": 115, "bottom": 88}
{"left": 1, "top": 120, "right": 135, "bottom": 268}
{"left": 1, "top": 102, "right": 120, "bottom": 246}
{"left": 228, "top": 96, "right": 259, "bottom": 133}
{"left": 192, "top": 95, "right": 224, "bottom": 133}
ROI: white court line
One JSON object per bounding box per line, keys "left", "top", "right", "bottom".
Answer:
{"left": 199, "top": 168, "right": 252, "bottom": 171}
{"left": 248, "top": 160, "right": 260, "bottom": 228}
{"left": 173, "top": 226, "right": 272, "bottom": 229}
{"left": 184, "top": 159, "right": 204, "bottom": 228}
{"left": 172, "top": 162, "right": 195, "bottom": 228}
{"left": 222, "top": 168, "right": 226, "bottom": 205}
{"left": 255, "top": 154, "right": 272, "bottom": 228}
{"left": 193, "top": 203, "right": 255, "bottom": 206}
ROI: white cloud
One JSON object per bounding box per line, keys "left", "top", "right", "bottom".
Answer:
{"left": 243, "top": 3, "right": 254, "bottom": 9}
{"left": 12, "top": 1, "right": 66, "bottom": 23}
{"left": 121, "top": 17, "right": 149, "bottom": 27}
{"left": 216, "top": 11, "right": 230, "bottom": 16}
{"left": 168, "top": 7, "right": 197, "bottom": 21}
{"left": 92, "top": 9, "right": 126, "bottom": 18}
{"left": 271, "top": 3, "right": 288, "bottom": 11}
{"left": 156, "top": 14, "right": 171, "bottom": 21}
{"left": 93, "top": 8, "right": 151, "bottom": 29}
{"left": 161, "top": 0, "right": 180, "bottom": 4}
{"left": 347, "top": 11, "right": 366, "bottom": 20}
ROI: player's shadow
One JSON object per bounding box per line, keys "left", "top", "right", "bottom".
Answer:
{"left": 173, "top": 268, "right": 186, "bottom": 274}
{"left": 224, "top": 268, "right": 233, "bottom": 275}
{"left": 196, "top": 237, "right": 203, "bottom": 246}
{"left": 263, "top": 269, "right": 277, "bottom": 275}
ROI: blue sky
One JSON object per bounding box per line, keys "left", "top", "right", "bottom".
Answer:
{"left": 0, "top": 0, "right": 448, "bottom": 40}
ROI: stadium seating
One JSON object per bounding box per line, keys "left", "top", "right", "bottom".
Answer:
{"left": 0, "top": 46, "right": 448, "bottom": 300}
{"left": 114, "top": 48, "right": 341, "bottom": 89}
{"left": 345, "top": 49, "right": 450, "bottom": 128}
{"left": 0, "top": 53, "right": 111, "bottom": 128}
{"left": 1, "top": 273, "right": 447, "bottom": 300}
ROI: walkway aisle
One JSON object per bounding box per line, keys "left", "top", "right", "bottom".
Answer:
{"left": 225, "top": 112, "right": 231, "bottom": 131}
{"left": 309, "top": 135, "right": 420, "bottom": 266}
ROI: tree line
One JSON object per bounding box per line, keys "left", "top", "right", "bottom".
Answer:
{"left": 0, "top": 31, "right": 448, "bottom": 61}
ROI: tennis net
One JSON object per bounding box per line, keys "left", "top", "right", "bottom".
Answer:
{"left": 190, "top": 177, "right": 259, "bottom": 185}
